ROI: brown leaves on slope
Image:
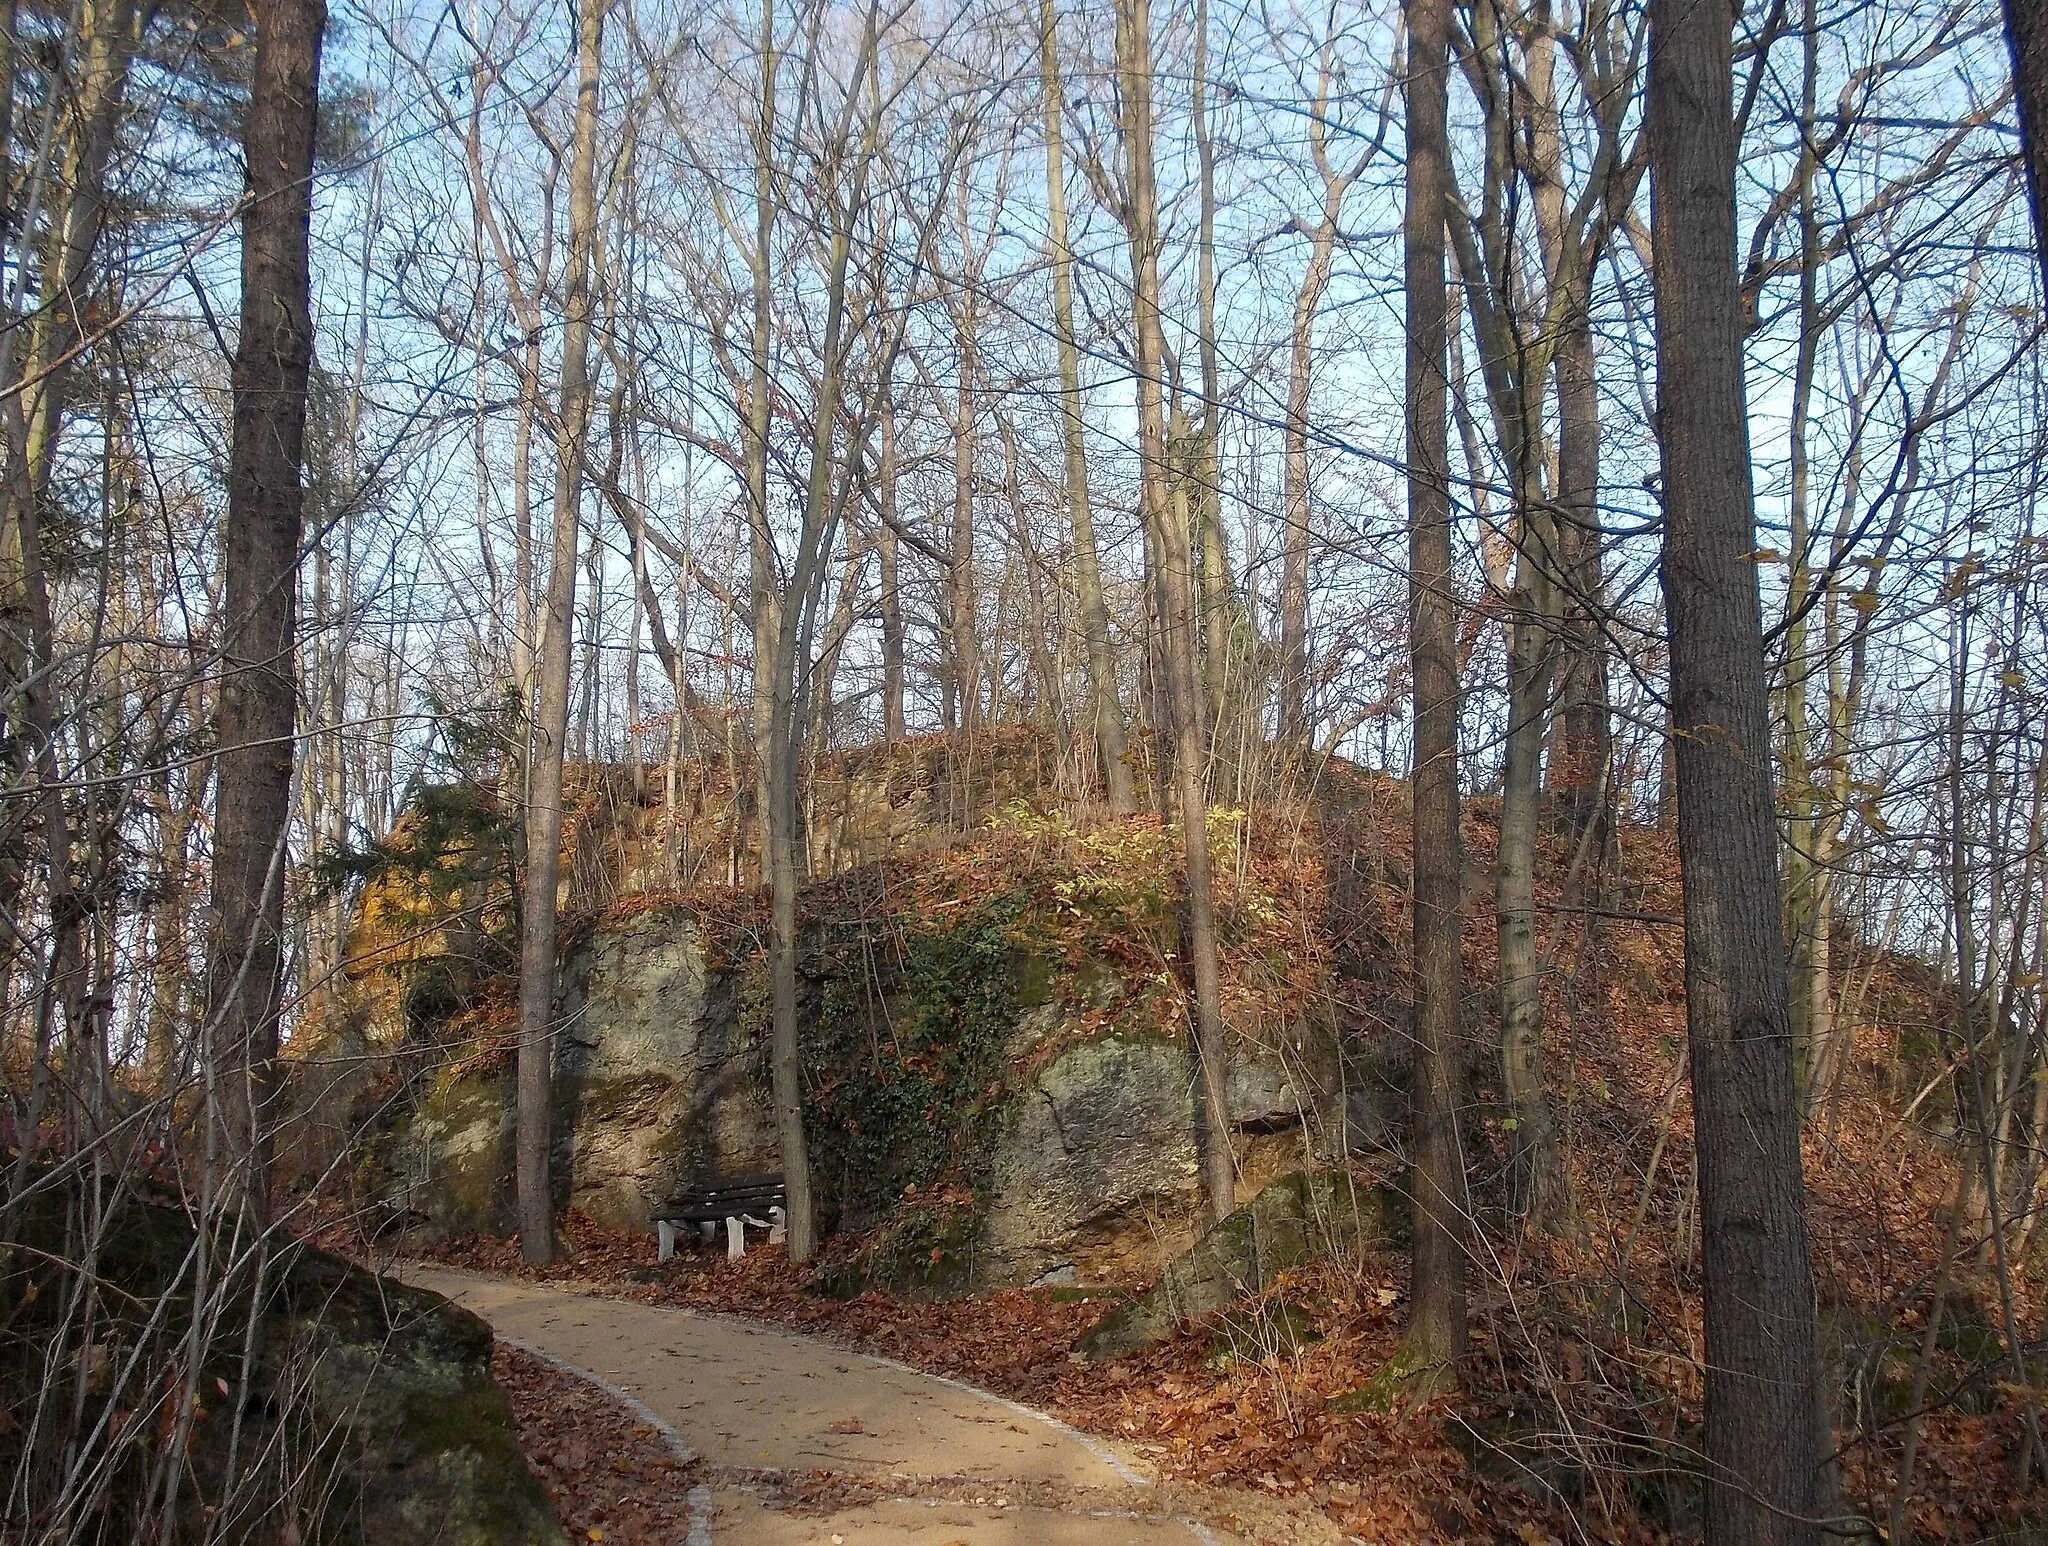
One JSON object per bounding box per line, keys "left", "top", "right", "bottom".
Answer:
{"left": 493, "top": 1341, "right": 696, "bottom": 1546}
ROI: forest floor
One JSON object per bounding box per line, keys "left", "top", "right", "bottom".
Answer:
{"left": 397, "top": 1192, "right": 2043, "bottom": 1545}
{"left": 419, "top": 1264, "right": 1337, "bottom": 1544}
{"left": 400, "top": 1232, "right": 1614, "bottom": 1545}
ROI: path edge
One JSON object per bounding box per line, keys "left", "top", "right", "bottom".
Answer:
{"left": 405, "top": 1262, "right": 1155, "bottom": 1491}
{"left": 495, "top": 1332, "right": 709, "bottom": 1542}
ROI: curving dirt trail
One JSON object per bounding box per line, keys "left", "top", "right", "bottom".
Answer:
{"left": 401, "top": 1266, "right": 1244, "bottom": 1545}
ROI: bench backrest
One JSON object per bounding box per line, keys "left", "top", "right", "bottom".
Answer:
{"left": 670, "top": 1173, "right": 785, "bottom": 1207}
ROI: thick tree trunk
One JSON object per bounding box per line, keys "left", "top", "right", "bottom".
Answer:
{"left": 2004, "top": 0, "right": 2048, "bottom": 296}
{"left": 1039, "top": 0, "right": 1132, "bottom": 811}
{"left": 515, "top": 0, "right": 603, "bottom": 1265}
{"left": 1648, "top": 0, "right": 1826, "bottom": 1535}
{"left": 1118, "top": 0, "right": 1234, "bottom": 1225}
{"left": 209, "top": 0, "right": 324, "bottom": 1216}
{"left": 1403, "top": 0, "right": 1468, "bottom": 1368}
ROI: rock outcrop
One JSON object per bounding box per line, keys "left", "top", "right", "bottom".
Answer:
{"left": 552, "top": 907, "right": 776, "bottom": 1228}
{"left": 290, "top": 734, "right": 1407, "bottom": 1287}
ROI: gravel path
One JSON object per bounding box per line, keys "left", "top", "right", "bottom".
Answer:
{"left": 402, "top": 1266, "right": 1240, "bottom": 1545}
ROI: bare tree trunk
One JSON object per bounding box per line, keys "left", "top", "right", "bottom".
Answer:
{"left": 1648, "top": 0, "right": 1825, "bottom": 1532}
{"left": 746, "top": 7, "right": 782, "bottom": 889}
{"left": 1403, "top": 0, "right": 1468, "bottom": 1370}
{"left": 1552, "top": 302, "right": 1611, "bottom": 865}
{"left": 1276, "top": 39, "right": 1366, "bottom": 751}
{"left": 515, "top": 0, "right": 604, "bottom": 1265}
{"left": 208, "top": 0, "right": 325, "bottom": 1217}
{"left": 1496, "top": 521, "right": 1568, "bottom": 1232}
{"left": 1278, "top": 263, "right": 1319, "bottom": 746}
{"left": 2003, "top": 0, "right": 2048, "bottom": 296}
{"left": 1118, "top": 0, "right": 1234, "bottom": 1225}
{"left": 1039, "top": 0, "right": 1132, "bottom": 811}
{"left": 1190, "top": 0, "right": 1236, "bottom": 754}
{"left": 950, "top": 229, "right": 980, "bottom": 739}
{"left": 18, "top": 0, "right": 138, "bottom": 522}
{"left": 879, "top": 390, "right": 906, "bottom": 743}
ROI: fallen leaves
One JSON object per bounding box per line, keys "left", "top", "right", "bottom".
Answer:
{"left": 493, "top": 1343, "right": 696, "bottom": 1546}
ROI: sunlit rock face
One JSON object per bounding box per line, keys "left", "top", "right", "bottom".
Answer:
{"left": 550, "top": 907, "right": 776, "bottom": 1230}
{"left": 298, "top": 738, "right": 1399, "bottom": 1279}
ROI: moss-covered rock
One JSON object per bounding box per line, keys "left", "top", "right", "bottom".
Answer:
{"left": 396, "top": 1064, "right": 516, "bottom": 1239}
{"left": 273, "top": 1251, "right": 567, "bottom": 1546}
{"left": 1, "top": 1183, "right": 565, "bottom": 1546}
{"left": 1074, "top": 1170, "right": 1392, "bottom": 1360}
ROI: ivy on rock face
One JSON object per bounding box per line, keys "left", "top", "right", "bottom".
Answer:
{"left": 788, "top": 893, "right": 1036, "bottom": 1289}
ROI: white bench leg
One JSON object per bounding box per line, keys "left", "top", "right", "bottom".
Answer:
{"left": 657, "top": 1221, "right": 677, "bottom": 1263}
{"left": 726, "top": 1215, "right": 745, "bottom": 1262}
{"left": 768, "top": 1206, "right": 786, "bottom": 1246}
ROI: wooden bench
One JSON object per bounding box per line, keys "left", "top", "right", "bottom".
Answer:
{"left": 654, "top": 1174, "right": 787, "bottom": 1263}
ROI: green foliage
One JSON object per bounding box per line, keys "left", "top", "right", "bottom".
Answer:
{"left": 307, "top": 693, "right": 521, "bottom": 911}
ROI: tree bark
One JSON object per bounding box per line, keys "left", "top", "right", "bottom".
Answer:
{"left": 209, "top": 0, "right": 325, "bottom": 1216}
{"left": 1277, "top": 41, "right": 1365, "bottom": 751}
{"left": 1403, "top": 0, "right": 1469, "bottom": 1368}
{"left": 1118, "top": 0, "right": 1235, "bottom": 1225}
{"left": 746, "top": 7, "right": 782, "bottom": 889}
{"left": 2004, "top": 0, "right": 2048, "bottom": 297}
{"left": 515, "top": 0, "right": 603, "bottom": 1265}
{"left": 1039, "top": 0, "right": 1132, "bottom": 811}
{"left": 1648, "top": 0, "right": 1826, "bottom": 1533}
{"left": 1552, "top": 302, "right": 1611, "bottom": 861}
{"left": 950, "top": 186, "right": 981, "bottom": 741}
{"left": 879, "top": 390, "right": 906, "bottom": 743}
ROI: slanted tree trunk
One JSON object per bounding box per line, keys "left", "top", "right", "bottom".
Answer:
{"left": 515, "top": 0, "right": 603, "bottom": 1265}
{"left": 1648, "top": 0, "right": 1825, "bottom": 1533}
{"left": 1039, "top": 0, "right": 1132, "bottom": 811}
{"left": 209, "top": 0, "right": 324, "bottom": 1216}
{"left": 1402, "top": 0, "right": 1468, "bottom": 1369}
{"left": 1118, "top": 0, "right": 1235, "bottom": 1225}
{"left": 18, "top": 0, "right": 139, "bottom": 523}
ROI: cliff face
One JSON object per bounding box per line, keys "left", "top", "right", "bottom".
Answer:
{"left": 291, "top": 733, "right": 1405, "bottom": 1288}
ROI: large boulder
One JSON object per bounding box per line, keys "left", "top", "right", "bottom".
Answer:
{"left": 981, "top": 1033, "right": 1202, "bottom": 1282}
{"left": 275, "top": 1253, "right": 568, "bottom": 1546}
{"left": 1, "top": 1184, "right": 565, "bottom": 1546}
